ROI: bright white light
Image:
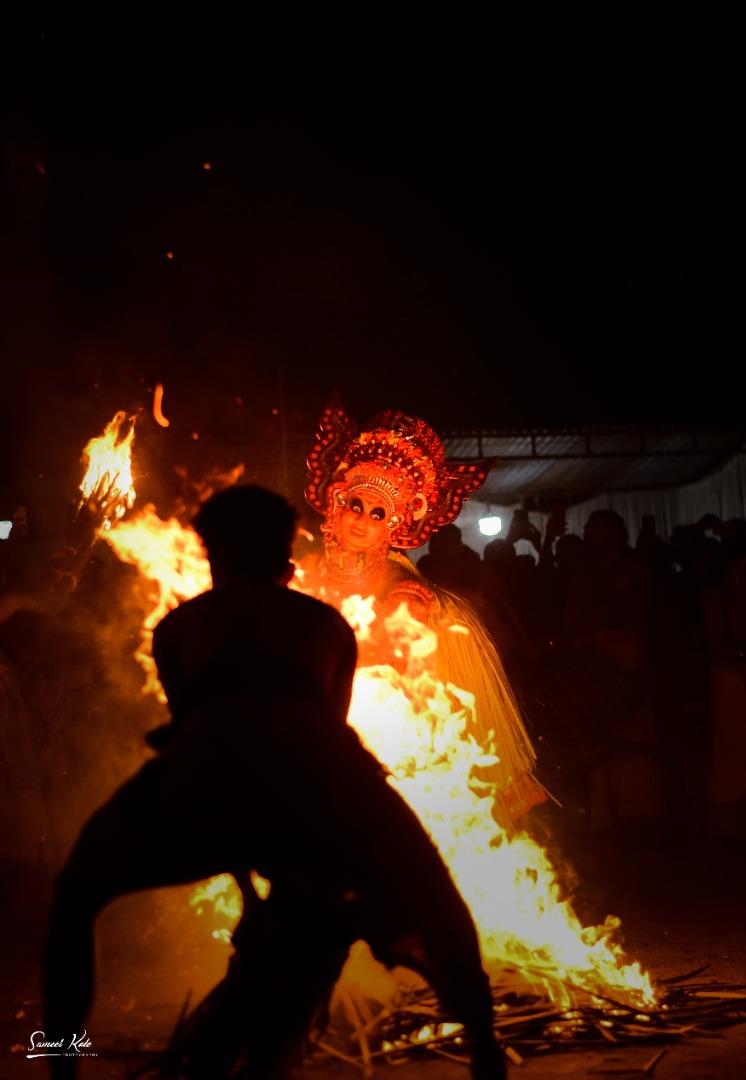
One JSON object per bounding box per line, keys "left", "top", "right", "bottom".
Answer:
{"left": 478, "top": 515, "right": 502, "bottom": 537}
{"left": 0, "top": 521, "right": 12, "bottom": 540}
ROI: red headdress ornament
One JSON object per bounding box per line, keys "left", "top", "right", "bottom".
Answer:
{"left": 306, "top": 403, "right": 493, "bottom": 550}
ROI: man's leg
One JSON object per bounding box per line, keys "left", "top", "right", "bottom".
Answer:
{"left": 161, "top": 886, "right": 354, "bottom": 1079}
{"left": 420, "top": 925, "right": 504, "bottom": 1080}
{"left": 237, "top": 890, "right": 354, "bottom": 1077}
{"left": 345, "top": 783, "right": 506, "bottom": 1080}
{"left": 42, "top": 760, "right": 232, "bottom": 1078}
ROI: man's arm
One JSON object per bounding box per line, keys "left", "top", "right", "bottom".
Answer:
{"left": 153, "top": 608, "right": 191, "bottom": 710}
{"left": 146, "top": 613, "right": 186, "bottom": 749}
{"left": 329, "top": 618, "right": 358, "bottom": 724}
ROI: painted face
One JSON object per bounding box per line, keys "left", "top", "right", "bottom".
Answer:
{"left": 336, "top": 489, "right": 392, "bottom": 552}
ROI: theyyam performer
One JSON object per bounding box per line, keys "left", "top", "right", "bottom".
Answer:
{"left": 304, "top": 402, "right": 546, "bottom": 823}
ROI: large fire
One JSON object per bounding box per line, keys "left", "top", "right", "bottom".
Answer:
{"left": 345, "top": 600, "right": 653, "bottom": 1006}
{"left": 79, "top": 415, "right": 655, "bottom": 1010}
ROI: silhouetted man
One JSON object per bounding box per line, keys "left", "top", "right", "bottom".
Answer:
{"left": 43, "top": 486, "right": 503, "bottom": 1079}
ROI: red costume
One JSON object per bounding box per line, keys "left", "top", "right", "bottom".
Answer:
{"left": 305, "top": 403, "right": 546, "bottom": 823}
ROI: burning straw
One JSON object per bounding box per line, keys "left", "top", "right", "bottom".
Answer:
{"left": 310, "top": 966, "right": 746, "bottom": 1075}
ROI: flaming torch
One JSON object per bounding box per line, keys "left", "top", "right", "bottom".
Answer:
{"left": 78, "top": 410, "right": 137, "bottom": 522}
{"left": 69, "top": 410, "right": 136, "bottom": 571}
{"left": 39, "top": 412, "right": 137, "bottom": 613}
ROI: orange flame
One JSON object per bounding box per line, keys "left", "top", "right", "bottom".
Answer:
{"left": 153, "top": 383, "right": 170, "bottom": 428}
{"left": 346, "top": 598, "right": 654, "bottom": 1007}
{"left": 79, "top": 411, "right": 136, "bottom": 522}
{"left": 105, "top": 507, "right": 211, "bottom": 700}
{"left": 190, "top": 873, "right": 242, "bottom": 943}
{"left": 104, "top": 465, "right": 247, "bottom": 699}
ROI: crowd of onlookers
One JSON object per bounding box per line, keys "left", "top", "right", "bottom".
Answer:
{"left": 417, "top": 510, "right": 746, "bottom": 837}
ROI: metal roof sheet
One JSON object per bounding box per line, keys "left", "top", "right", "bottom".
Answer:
{"left": 443, "top": 427, "right": 745, "bottom": 507}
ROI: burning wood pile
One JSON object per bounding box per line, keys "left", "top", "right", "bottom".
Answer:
{"left": 308, "top": 965, "right": 746, "bottom": 1074}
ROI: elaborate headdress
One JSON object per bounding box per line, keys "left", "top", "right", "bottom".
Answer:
{"left": 306, "top": 403, "right": 492, "bottom": 550}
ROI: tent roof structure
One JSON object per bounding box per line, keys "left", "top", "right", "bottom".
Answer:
{"left": 442, "top": 427, "right": 746, "bottom": 507}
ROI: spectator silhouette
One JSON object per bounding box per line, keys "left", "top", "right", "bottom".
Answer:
{"left": 541, "top": 533, "right": 584, "bottom": 645}
{"left": 555, "top": 533, "right": 584, "bottom": 579}
{"left": 480, "top": 535, "right": 535, "bottom": 663}
{"left": 483, "top": 537, "right": 516, "bottom": 574}
{"left": 418, "top": 523, "right": 481, "bottom": 594}
{"left": 636, "top": 514, "right": 669, "bottom": 574}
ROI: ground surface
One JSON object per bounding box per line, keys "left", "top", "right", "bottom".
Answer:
{"left": 2, "top": 832, "right": 745, "bottom": 1079}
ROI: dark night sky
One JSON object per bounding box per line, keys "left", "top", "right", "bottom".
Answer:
{"left": 3, "top": 21, "right": 746, "bottom": 512}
